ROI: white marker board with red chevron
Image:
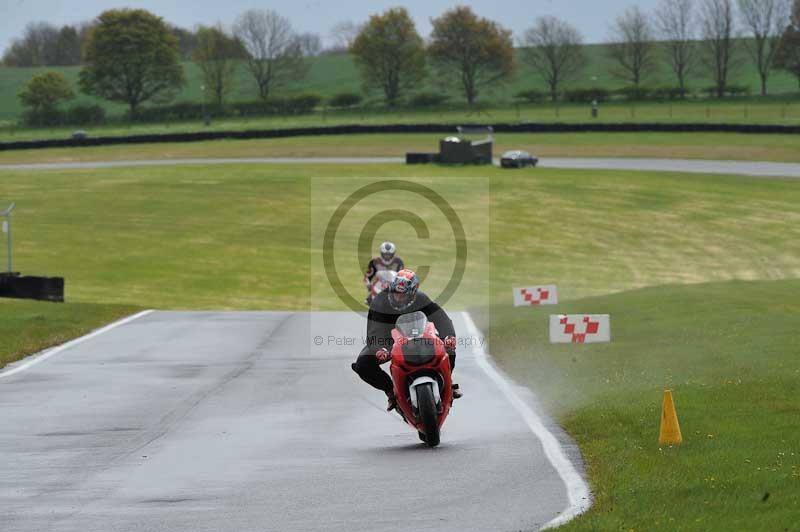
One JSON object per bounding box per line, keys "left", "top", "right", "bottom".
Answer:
{"left": 513, "top": 285, "right": 558, "bottom": 306}
{"left": 549, "top": 314, "right": 611, "bottom": 344}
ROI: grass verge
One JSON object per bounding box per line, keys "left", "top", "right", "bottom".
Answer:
{"left": 0, "top": 299, "right": 141, "bottom": 369}
{"left": 486, "top": 280, "right": 800, "bottom": 530}
{"left": 3, "top": 132, "right": 800, "bottom": 165}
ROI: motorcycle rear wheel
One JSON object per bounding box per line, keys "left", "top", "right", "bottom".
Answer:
{"left": 417, "top": 383, "right": 440, "bottom": 447}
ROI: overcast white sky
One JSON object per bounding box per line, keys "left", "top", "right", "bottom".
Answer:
{"left": 0, "top": 0, "right": 664, "bottom": 52}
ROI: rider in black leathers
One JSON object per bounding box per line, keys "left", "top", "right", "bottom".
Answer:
{"left": 351, "top": 269, "right": 459, "bottom": 411}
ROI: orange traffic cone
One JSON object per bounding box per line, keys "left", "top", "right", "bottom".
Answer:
{"left": 659, "top": 389, "right": 682, "bottom": 446}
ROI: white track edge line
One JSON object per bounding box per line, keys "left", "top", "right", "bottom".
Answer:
{"left": 462, "top": 311, "right": 592, "bottom": 529}
{"left": 0, "top": 309, "right": 155, "bottom": 379}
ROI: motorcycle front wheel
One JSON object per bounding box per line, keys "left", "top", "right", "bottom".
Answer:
{"left": 417, "top": 383, "right": 440, "bottom": 447}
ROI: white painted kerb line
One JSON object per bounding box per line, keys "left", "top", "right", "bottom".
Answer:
{"left": 0, "top": 309, "right": 155, "bottom": 379}
{"left": 462, "top": 312, "right": 591, "bottom": 529}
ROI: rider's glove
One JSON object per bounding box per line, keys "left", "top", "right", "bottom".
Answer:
{"left": 444, "top": 336, "right": 457, "bottom": 353}
{"left": 375, "top": 348, "right": 392, "bottom": 364}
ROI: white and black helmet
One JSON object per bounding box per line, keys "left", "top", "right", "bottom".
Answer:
{"left": 379, "top": 241, "right": 396, "bottom": 264}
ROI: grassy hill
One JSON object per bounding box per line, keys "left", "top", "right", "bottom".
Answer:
{"left": 1, "top": 43, "right": 798, "bottom": 122}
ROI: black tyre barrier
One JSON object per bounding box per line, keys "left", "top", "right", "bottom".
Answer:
{"left": 406, "top": 152, "right": 439, "bottom": 164}
{"left": 2, "top": 122, "right": 799, "bottom": 152}
{"left": 0, "top": 273, "right": 64, "bottom": 302}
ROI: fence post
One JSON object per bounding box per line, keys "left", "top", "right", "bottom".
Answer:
{"left": 1, "top": 203, "right": 14, "bottom": 273}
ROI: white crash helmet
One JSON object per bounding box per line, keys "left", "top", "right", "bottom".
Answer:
{"left": 379, "top": 241, "right": 396, "bottom": 265}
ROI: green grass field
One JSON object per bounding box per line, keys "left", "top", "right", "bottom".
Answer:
{"left": 3, "top": 131, "right": 800, "bottom": 165}
{"left": 2, "top": 160, "right": 799, "bottom": 528}
{"left": 2, "top": 98, "right": 800, "bottom": 142}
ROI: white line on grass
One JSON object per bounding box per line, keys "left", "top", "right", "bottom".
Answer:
{"left": 462, "top": 311, "right": 592, "bottom": 529}
{"left": 0, "top": 309, "right": 155, "bottom": 380}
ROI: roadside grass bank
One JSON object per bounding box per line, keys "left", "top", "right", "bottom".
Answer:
{"left": 0, "top": 299, "right": 140, "bottom": 370}
{"left": 485, "top": 280, "right": 800, "bottom": 530}
{"left": 4, "top": 132, "right": 800, "bottom": 165}
{"left": 2, "top": 98, "right": 800, "bottom": 143}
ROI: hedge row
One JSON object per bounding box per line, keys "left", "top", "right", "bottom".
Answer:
{"left": 127, "top": 94, "right": 323, "bottom": 122}
{"left": 515, "top": 85, "right": 754, "bottom": 104}
{"left": 22, "top": 104, "right": 107, "bottom": 127}
{"left": 3, "top": 122, "right": 800, "bottom": 151}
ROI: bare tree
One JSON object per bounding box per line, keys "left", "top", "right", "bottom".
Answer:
{"left": 700, "top": 0, "right": 739, "bottom": 98}
{"left": 607, "top": 6, "right": 656, "bottom": 87}
{"left": 2, "top": 22, "right": 60, "bottom": 66}
{"left": 655, "top": 0, "right": 696, "bottom": 97}
{"left": 193, "top": 24, "right": 244, "bottom": 106}
{"left": 233, "top": 9, "right": 307, "bottom": 99}
{"left": 521, "top": 16, "right": 586, "bottom": 101}
{"left": 298, "top": 33, "right": 322, "bottom": 57}
{"left": 330, "top": 21, "right": 360, "bottom": 51}
{"left": 737, "top": 0, "right": 792, "bottom": 95}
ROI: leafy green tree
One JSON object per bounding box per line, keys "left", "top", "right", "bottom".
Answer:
{"left": 193, "top": 25, "right": 244, "bottom": 106}
{"left": 428, "top": 6, "right": 514, "bottom": 104}
{"left": 79, "top": 9, "right": 185, "bottom": 116}
{"left": 775, "top": 27, "right": 800, "bottom": 87}
{"left": 18, "top": 71, "right": 73, "bottom": 113}
{"left": 350, "top": 7, "right": 426, "bottom": 106}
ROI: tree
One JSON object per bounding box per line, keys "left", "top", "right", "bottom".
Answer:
{"left": 655, "top": 0, "right": 696, "bottom": 97}
{"left": 700, "top": 0, "right": 739, "bottom": 98}
{"left": 521, "top": 16, "right": 586, "bottom": 102}
{"left": 737, "top": 0, "right": 792, "bottom": 95}
{"left": 53, "top": 26, "right": 82, "bottom": 66}
{"left": 171, "top": 25, "right": 199, "bottom": 61}
{"left": 607, "top": 6, "right": 656, "bottom": 87}
{"left": 428, "top": 6, "right": 514, "bottom": 104}
{"left": 19, "top": 71, "right": 73, "bottom": 113}
{"left": 193, "top": 25, "right": 244, "bottom": 106}
{"left": 79, "top": 9, "right": 185, "bottom": 116}
{"left": 233, "top": 9, "right": 307, "bottom": 99}
{"left": 298, "top": 33, "right": 323, "bottom": 57}
{"left": 2, "top": 22, "right": 60, "bottom": 66}
{"left": 330, "top": 21, "right": 361, "bottom": 51}
{"left": 350, "top": 7, "right": 426, "bottom": 106}
{"left": 775, "top": 26, "right": 800, "bottom": 87}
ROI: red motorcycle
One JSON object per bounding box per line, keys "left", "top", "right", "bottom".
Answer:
{"left": 389, "top": 311, "right": 454, "bottom": 447}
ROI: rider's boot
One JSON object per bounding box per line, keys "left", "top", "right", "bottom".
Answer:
{"left": 452, "top": 383, "right": 463, "bottom": 399}
{"left": 386, "top": 391, "right": 398, "bottom": 411}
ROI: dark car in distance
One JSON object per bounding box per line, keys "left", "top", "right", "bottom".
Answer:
{"left": 500, "top": 150, "right": 538, "bottom": 168}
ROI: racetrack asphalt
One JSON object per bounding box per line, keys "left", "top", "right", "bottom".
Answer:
{"left": 0, "top": 311, "right": 586, "bottom": 532}
{"left": 1, "top": 157, "right": 800, "bottom": 177}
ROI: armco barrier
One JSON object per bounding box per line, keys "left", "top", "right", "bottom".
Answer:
{"left": 0, "top": 273, "right": 64, "bottom": 302}
{"left": 2, "top": 122, "right": 799, "bottom": 151}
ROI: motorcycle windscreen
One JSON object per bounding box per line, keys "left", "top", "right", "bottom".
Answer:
{"left": 396, "top": 311, "right": 428, "bottom": 339}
